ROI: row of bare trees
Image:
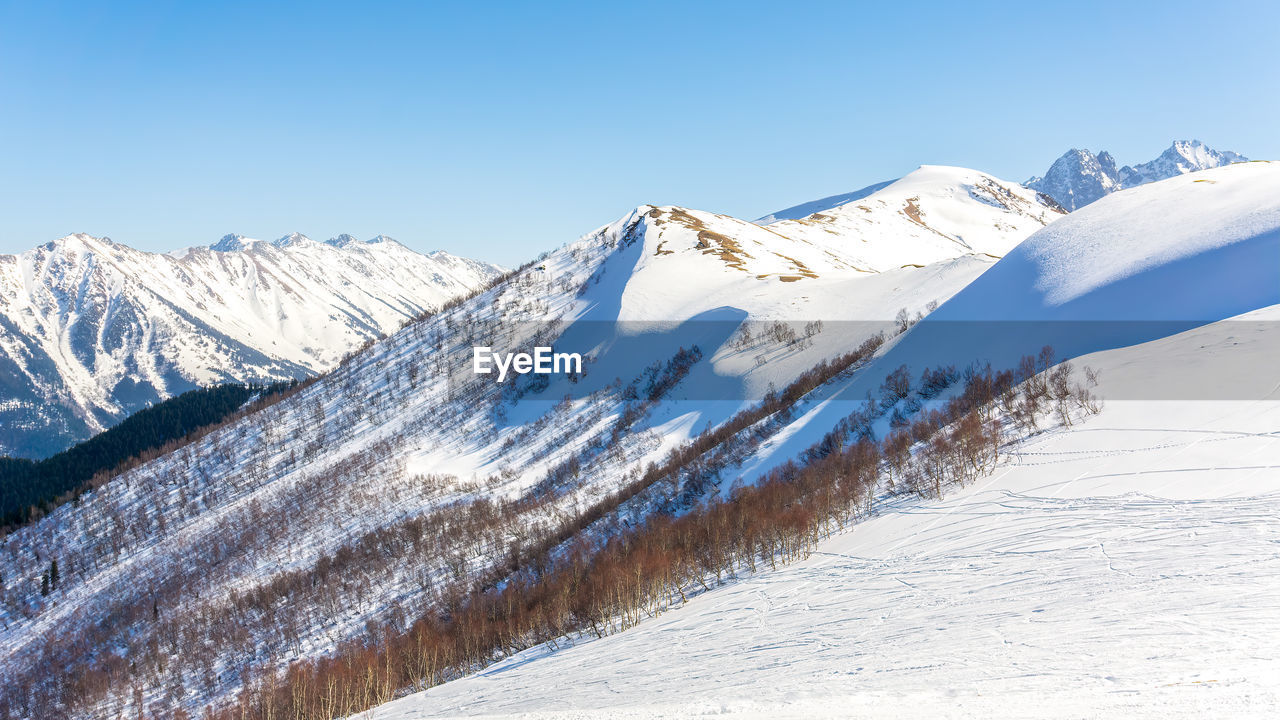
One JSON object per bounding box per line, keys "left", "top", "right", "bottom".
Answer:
{"left": 210, "top": 347, "right": 1100, "bottom": 720}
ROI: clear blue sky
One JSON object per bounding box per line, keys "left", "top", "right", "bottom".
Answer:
{"left": 1, "top": 1, "right": 1275, "bottom": 265}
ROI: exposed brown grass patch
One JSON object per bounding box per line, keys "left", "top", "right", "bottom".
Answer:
{"left": 653, "top": 207, "right": 755, "bottom": 272}
{"left": 901, "top": 197, "right": 926, "bottom": 226}
{"left": 900, "top": 197, "right": 958, "bottom": 240}
{"left": 775, "top": 253, "right": 819, "bottom": 279}
{"left": 649, "top": 206, "right": 824, "bottom": 280}
{"left": 700, "top": 232, "right": 749, "bottom": 271}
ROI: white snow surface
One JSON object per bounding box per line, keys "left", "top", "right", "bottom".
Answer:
{"left": 753, "top": 180, "right": 895, "bottom": 225}
{"left": 989, "top": 162, "right": 1280, "bottom": 313}
{"left": 365, "top": 305, "right": 1280, "bottom": 720}
{"left": 765, "top": 166, "right": 1063, "bottom": 273}
{"left": 881, "top": 162, "right": 1280, "bottom": 373}
{"left": 725, "top": 162, "right": 1280, "bottom": 487}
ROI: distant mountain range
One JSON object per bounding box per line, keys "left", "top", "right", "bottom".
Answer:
{"left": 0, "top": 233, "right": 502, "bottom": 458}
{"left": 1025, "top": 140, "right": 1247, "bottom": 210}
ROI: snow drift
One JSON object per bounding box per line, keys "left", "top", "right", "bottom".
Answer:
{"left": 886, "top": 161, "right": 1280, "bottom": 385}
{"left": 731, "top": 161, "right": 1280, "bottom": 485}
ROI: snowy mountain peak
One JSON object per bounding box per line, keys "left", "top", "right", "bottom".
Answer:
{"left": 758, "top": 165, "right": 1064, "bottom": 272}
{"left": 210, "top": 233, "right": 250, "bottom": 252}
{"left": 58, "top": 231, "right": 101, "bottom": 243}
{"left": 1024, "top": 149, "right": 1122, "bottom": 211}
{"left": 272, "top": 231, "right": 314, "bottom": 248}
{"left": 1027, "top": 140, "right": 1248, "bottom": 211}
{"left": 325, "top": 233, "right": 401, "bottom": 248}
{"left": 594, "top": 168, "right": 1064, "bottom": 324}
{"left": 325, "top": 233, "right": 361, "bottom": 247}
{"left": 39, "top": 232, "right": 117, "bottom": 254}
{"left": 1118, "top": 139, "right": 1248, "bottom": 187}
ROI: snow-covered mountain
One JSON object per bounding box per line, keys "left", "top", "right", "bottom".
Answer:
{"left": 7, "top": 160, "right": 1277, "bottom": 720}
{"left": 763, "top": 166, "right": 1062, "bottom": 270}
{"left": 606, "top": 166, "right": 1062, "bottom": 324}
{"left": 1022, "top": 148, "right": 1123, "bottom": 211}
{"left": 729, "top": 160, "right": 1280, "bottom": 482}
{"left": 0, "top": 165, "right": 1063, "bottom": 718}
{"left": 0, "top": 233, "right": 502, "bottom": 458}
{"left": 1119, "top": 139, "right": 1249, "bottom": 187}
{"left": 1025, "top": 139, "right": 1247, "bottom": 210}
{"left": 364, "top": 160, "right": 1280, "bottom": 720}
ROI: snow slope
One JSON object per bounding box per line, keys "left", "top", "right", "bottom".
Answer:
{"left": 367, "top": 305, "right": 1280, "bottom": 719}
{"left": 753, "top": 180, "right": 895, "bottom": 225}
{"left": 607, "top": 166, "right": 1060, "bottom": 322}
{"left": 362, "top": 161, "right": 1280, "bottom": 719}
{"left": 890, "top": 161, "right": 1280, "bottom": 366}
{"left": 0, "top": 233, "right": 502, "bottom": 457}
{"left": 765, "top": 166, "right": 1063, "bottom": 272}
{"left": 490, "top": 166, "right": 1062, "bottom": 411}
{"left": 724, "top": 161, "right": 1280, "bottom": 486}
